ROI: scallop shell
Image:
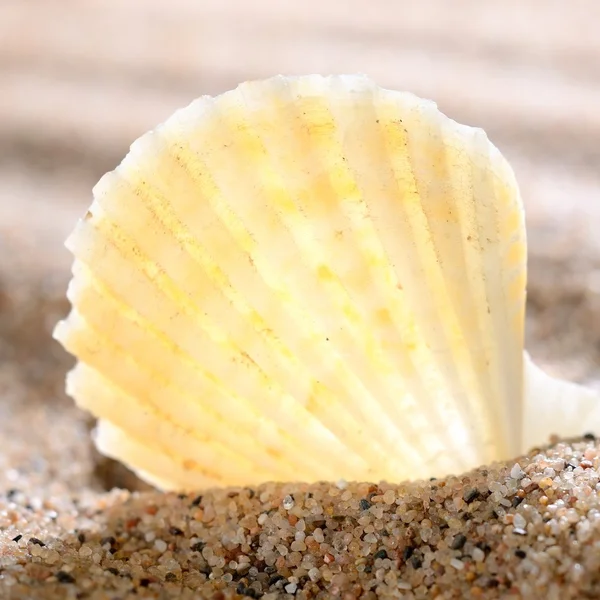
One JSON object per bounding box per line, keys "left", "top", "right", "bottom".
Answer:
{"left": 53, "top": 74, "right": 600, "bottom": 491}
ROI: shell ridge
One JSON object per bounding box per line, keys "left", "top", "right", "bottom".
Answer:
{"left": 67, "top": 218, "right": 366, "bottom": 480}
{"left": 334, "top": 83, "right": 484, "bottom": 470}
{"left": 282, "top": 77, "right": 458, "bottom": 472}
{"left": 240, "top": 78, "right": 461, "bottom": 473}
{"left": 326, "top": 80, "right": 474, "bottom": 471}
{"left": 467, "top": 129, "right": 526, "bottom": 456}
{"left": 69, "top": 367, "right": 225, "bottom": 486}
{"left": 237, "top": 77, "right": 437, "bottom": 470}
{"left": 400, "top": 110, "right": 510, "bottom": 461}
{"left": 66, "top": 260, "right": 333, "bottom": 481}
{"left": 116, "top": 117, "right": 404, "bottom": 480}
{"left": 390, "top": 99, "right": 510, "bottom": 463}
{"left": 156, "top": 104, "right": 400, "bottom": 479}
{"left": 59, "top": 312, "right": 281, "bottom": 483}
{"left": 431, "top": 124, "right": 501, "bottom": 455}
{"left": 372, "top": 92, "right": 496, "bottom": 467}
{"left": 201, "top": 84, "right": 418, "bottom": 476}
{"left": 94, "top": 419, "right": 220, "bottom": 491}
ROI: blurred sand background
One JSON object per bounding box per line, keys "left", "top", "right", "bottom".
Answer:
{"left": 1, "top": 0, "right": 600, "bottom": 495}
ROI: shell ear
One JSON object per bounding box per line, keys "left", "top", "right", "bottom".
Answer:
{"left": 523, "top": 352, "right": 600, "bottom": 451}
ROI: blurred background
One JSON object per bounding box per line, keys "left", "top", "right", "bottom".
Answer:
{"left": 1, "top": 0, "right": 599, "bottom": 491}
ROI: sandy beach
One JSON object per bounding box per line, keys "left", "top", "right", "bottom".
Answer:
{"left": 1, "top": 1, "right": 600, "bottom": 597}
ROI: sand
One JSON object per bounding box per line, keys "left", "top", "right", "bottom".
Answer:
{"left": 2, "top": 1, "right": 600, "bottom": 598}
{"left": 2, "top": 439, "right": 600, "bottom": 600}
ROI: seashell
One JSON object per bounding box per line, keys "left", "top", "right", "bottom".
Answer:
{"left": 53, "top": 74, "right": 600, "bottom": 491}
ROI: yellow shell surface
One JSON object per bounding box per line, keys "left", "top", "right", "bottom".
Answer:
{"left": 54, "top": 75, "right": 558, "bottom": 490}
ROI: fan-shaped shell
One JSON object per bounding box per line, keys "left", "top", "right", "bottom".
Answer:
{"left": 54, "top": 74, "right": 599, "bottom": 490}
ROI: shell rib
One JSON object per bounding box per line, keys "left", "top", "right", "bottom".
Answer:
{"left": 54, "top": 74, "right": 598, "bottom": 490}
